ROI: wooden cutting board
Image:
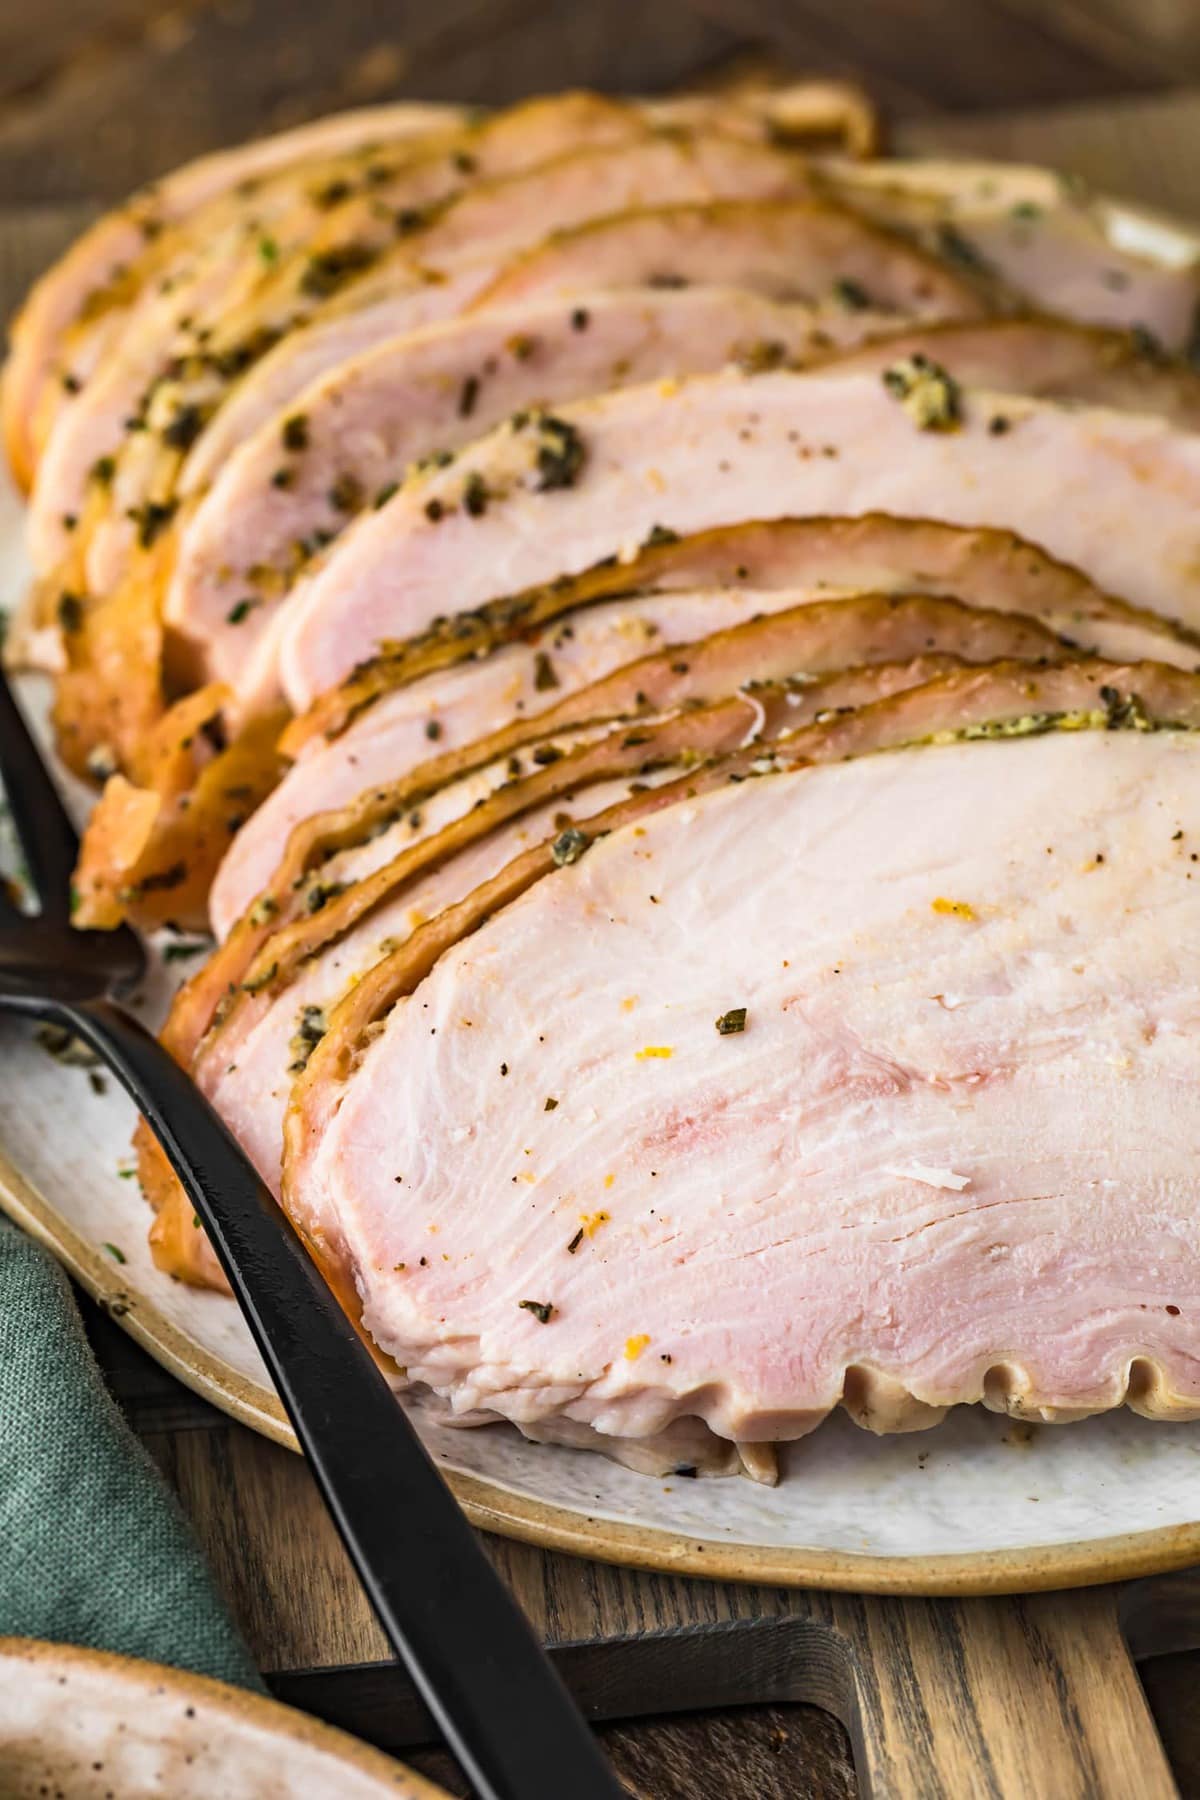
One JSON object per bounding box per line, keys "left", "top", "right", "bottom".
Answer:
{"left": 7, "top": 82, "right": 1200, "bottom": 1797}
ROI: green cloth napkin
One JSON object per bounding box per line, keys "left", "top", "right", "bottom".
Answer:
{"left": 0, "top": 1215, "right": 262, "bottom": 1689}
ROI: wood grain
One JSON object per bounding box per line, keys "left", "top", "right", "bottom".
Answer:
{"left": 4, "top": 0, "right": 1200, "bottom": 205}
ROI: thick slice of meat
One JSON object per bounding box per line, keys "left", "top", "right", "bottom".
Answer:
{"left": 187, "top": 601, "right": 1063, "bottom": 1174}
{"left": 76, "top": 502, "right": 1191, "bottom": 936}
{"left": 34, "top": 134, "right": 833, "bottom": 772}
{"left": 71, "top": 689, "right": 289, "bottom": 931}
{"left": 297, "top": 511, "right": 1188, "bottom": 749}
{"left": 36, "top": 111, "right": 773, "bottom": 577}
{"left": 282, "top": 692, "right": 1200, "bottom": 1446}
{"left": 213, "top": 550, "right": 1105, "bottom": 941}
{"left": 470, "top": 195, "right": 978, "bottom": 317}
{"left": 207, "top": 591, "right": 1063, "bottom": 992}
{"left": 182, "top": 195, "right": 982, "bottom": 505}
{"left": 1, "top": 101, "right": 469, "bottom": 491}
{"left": 163, "top": 289, "right": 899, "bottom": 687}
{"left": 820, "top": 157, "right": 1200, "bottom": 346}
{"left": 142, "top": 136, "right": 829, "bottom": 523}
{"left": 815, "top": 317, "right": 1200, "bottom": 428}
{"left": 8, "top": 80, "right": 876, "bottom": 503}
{"left": 149, "top": 651, "right": 1190, "bottom": 1289}
{"left": 256, "top": 371, "right": 1200, "bottom": 717}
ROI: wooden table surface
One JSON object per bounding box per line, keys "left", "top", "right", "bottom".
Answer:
{"left": 4, "top": 5, "right": 1200, "bottom": 1793}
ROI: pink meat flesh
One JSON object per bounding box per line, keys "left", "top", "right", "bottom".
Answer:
{"left": 161, "top": 136, "right": 829, "bottom": 506}
{"left": 163, "top": 289, "right": 899, "bottom": 683}
{"left": 196, "top": 599, "right": 1068, "bottom": 1174}
{"left": 822, "top": 157, "right": 1200, "bottom": 347}
{"left": 4, "top": 100, "right": 468, "bottom": 487}
{"left": 246, "top": 370, "right": 1200, "bottom": 716}
{"left": 294, "top": 728, "right": 1200, "bottom": 1444}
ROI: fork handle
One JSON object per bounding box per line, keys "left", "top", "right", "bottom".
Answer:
{"left": 37, "top": 993, "right": 622, "bottom": 1800}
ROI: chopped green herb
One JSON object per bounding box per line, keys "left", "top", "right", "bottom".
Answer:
{"left": 304, "top": 880, "right": 345, "bottom": 914}
{"left": 162, "top": 939, "right": 210, "bottom": 962}
{"left": 162, "top": 402, "right": 206, "bottom": 450}
{"left": 458, "top": 374, "right": 480, "bottom": 418}
{"left": 311, "top": 177, "right": 353, "bottom": 209}
{"left": 241, "top": 962, "right": 278, "bottom": 994}
{"left": 833, "top": 275, "right": 871, "bottom": 310}
{"left": 281, "top": 413, "right": 309, "bottom": 452}
{"left": 738, "top": 338, "right": 788, "bottom": 374}
{"left": 528, "top": 414, "right": 586, "bottom": 491}
{"left": 882, "top": 355, "right": 961, "bottom": 432}
{"left": 552, "top": 827, "right": 589, "bottom": 867}
{"left": 288, "top": 1003, "right": 328, "bottom": 1072}
{"left": 566, "top": 1228, "right": 584, "bottom": 1254}
{"left": 299, "top": 241, "right": 377, "bottom": 298}
{"left": 128, "top": 498, "right": 178, "bottom": 549}
{"left": 518, "top": 1299, "right": 555, "bottom": 1324}
{"left": 533, "top": 650, "right": 559, "bottom": 691}
{"left": 226, "top": 597, "right": 259, "bottom": 625}
{"left": 328, "top": 471, "right": 365, "bottom": 514}
{"left": 463, "top": 471, "right": 489, "bottom": 516}
{"left": 102, "top": 1242, "right": 126, "bottom": 1264}
{"left": 715, "top": 1007, "right": 748, "bottom": 1035}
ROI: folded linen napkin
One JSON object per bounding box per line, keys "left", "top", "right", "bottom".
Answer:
{"left": 0, "top": 1215, "right": 261, "bottom": 1689}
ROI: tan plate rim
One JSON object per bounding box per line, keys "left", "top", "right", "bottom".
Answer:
{"left": 7, "top": 1118, "right": 1200, "bottom": 1598}
{"left": 4, "top": 164, "right": 1200, "bottom": 1601}
{"left": 0, "top": 1636, "right": 450, "bottom": 1795}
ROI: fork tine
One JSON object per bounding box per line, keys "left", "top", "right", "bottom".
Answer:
{"left": 0, "top": 663, "right": 81, "bottom": 920}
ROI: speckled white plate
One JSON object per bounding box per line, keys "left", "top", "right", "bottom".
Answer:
{"left": 0, "top": 1638, "right": 447, "bottom": 1798}
{"left": 2, "top": 176, "right": 1200, "bottom": 1596}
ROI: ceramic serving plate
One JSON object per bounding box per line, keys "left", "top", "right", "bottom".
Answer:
{"left": 3, "top": 178, "right": 1200, "bottom": 1598}
{"left": 0, "top": 1638, "right": 447, "bottom": 1798}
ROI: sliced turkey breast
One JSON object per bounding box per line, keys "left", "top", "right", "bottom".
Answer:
{"left": 1, "top": 100, "right": 469, "bottom": 491}
{"left": 148, "top": 655, "right": 1200, "bottom": 1288}
{"left": 244, "top": 371, "right": 1200, "bottom": 717}
{"left": 161, "top": 289, "right": 899, "bottom": 685}
{"left": 187, "top": 600, "right": 1063, "bottom": 1187}
{"left": 189, "top": 194, "right": 980, "bottom": 509}
{"left": 298, "top": 511, "right": 1187, "bottom": 751}
{"left": 215, "top": 540, "right": 1131, "bottom": 941}
{"left": 813, "top": 317, "right": 1200, "bottom": 428}
{"left": 77, "top": 512, "right": 1163, "bottom": 935}
{"left": 203, "top": 590, "right": 1064, "bottom": 990}
{"left": 281, "top": 706, "right": 1200, "bottom": 1446}
{"left": 820, "top": 157, "right": 1200, "bottom": 346}
{"left": 5, "top": 81, "right": 876, "bottom": 497}
{"left": 35, "top": 117, "right": 807, "bottom": 576}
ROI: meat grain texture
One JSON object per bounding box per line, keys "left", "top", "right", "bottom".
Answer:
{"left": 8, "top": 80, "right": 1200, "bottom": 1479}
